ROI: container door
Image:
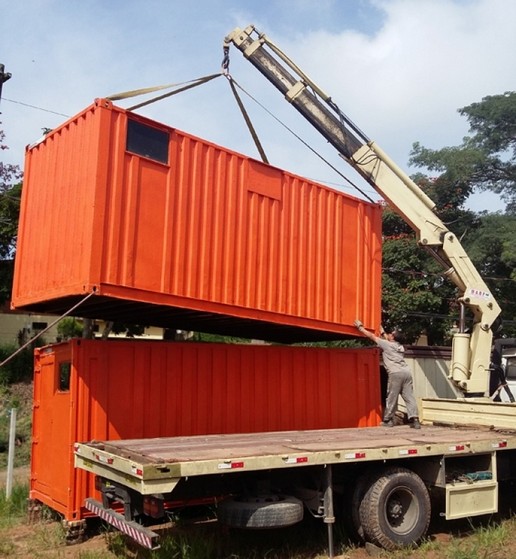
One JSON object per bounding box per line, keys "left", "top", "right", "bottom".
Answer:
{"left": 32, "top": 345, "right": 73, "bottom": 509}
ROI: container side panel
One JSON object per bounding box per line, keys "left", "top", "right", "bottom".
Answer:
{"left": 14, "top": 103, "right": 382, "bottom": 339}
{"left": 12, "top": 104, "right": 108, "bottom": 306}
{"left": 99, "top": 127, "right": 382, "bottom": 334}
{"left": 41, "top": 340, "right": 380, "bottom": 520}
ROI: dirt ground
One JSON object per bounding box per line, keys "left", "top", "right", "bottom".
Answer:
{"left": 0, "top": 464, "right": 30, "bottom": 487}
{"left": 2, "top": 466, "right": 516, "bottom": 559}
{"left": 2, "top": 516, "right": 516, "bottom": 559}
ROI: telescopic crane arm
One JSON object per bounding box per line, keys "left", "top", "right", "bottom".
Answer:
{"left": 224, "top": 24, "right": 501, "bottom": 396}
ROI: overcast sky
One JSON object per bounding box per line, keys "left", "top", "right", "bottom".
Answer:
{"left": 1, "top": 0, "right": 515, "bottom": 212}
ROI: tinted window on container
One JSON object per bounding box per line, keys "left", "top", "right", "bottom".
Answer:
{"left": 58, "top": 362, "right": 71, "bottom": 392}
{"left": 127, "top": 120, "right": 169, "bottom": 164}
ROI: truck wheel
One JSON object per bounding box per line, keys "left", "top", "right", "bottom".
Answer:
{"left": 349, "top": 473, "right": 372, "bottom": 541}
{"left": 217, "top": 494, "right": 303, "bottom": 529}
{"left": 358, "top": 467, "right": 430, "bottom": 550}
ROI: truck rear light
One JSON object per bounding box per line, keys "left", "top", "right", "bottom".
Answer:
{"left": 143, "top": 496, "right": 164, "bottom": 519}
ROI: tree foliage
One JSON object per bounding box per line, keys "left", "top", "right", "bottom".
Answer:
{"left": 411, "top": 91, "right": 516, "bottom": 213}
{"left": 0, "top": 126, "right": 22, "bottom": 305}
{"left": 384, "top": 92, "right": 516, "bottom": 342}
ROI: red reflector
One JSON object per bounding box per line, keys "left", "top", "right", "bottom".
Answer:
{"left": 94, "top": 453, "right": 114, "bottom": 465}
{"left": 399, "top": 448, "right": 418, "bottom": 456}
{"left": 345, "top": 452, "right": 366, "bottom": 460}
{"left": 493, "top": 441, "right": 508, "bottom": 448}
{"left": 297, "top": 457, "right": 308, "bottom": 463}
{"left": 218, "top": 461, "right": 245, "bottom": 470}
{"left": 449, "top": 444, "right": 466, "bottom": 452}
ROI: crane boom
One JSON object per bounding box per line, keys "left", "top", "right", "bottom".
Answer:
{"left": 224, "top": 24, "right": 501, "bottom": 395}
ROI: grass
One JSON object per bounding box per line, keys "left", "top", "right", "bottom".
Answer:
{"left": 0, "top": 481, "right": 29, "bottom": 527}
{"left": 0, "top": 382, "right": 33, "bottom": 469}
{"left": 1, "top": 481, "right": 516, "bottom": 558}
{"left": 444, "top": 518, "right": 514, "bottom": 559}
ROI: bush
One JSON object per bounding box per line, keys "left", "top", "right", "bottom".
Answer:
{"left": 0, "top": 344, "right": 34, "bottom": 385}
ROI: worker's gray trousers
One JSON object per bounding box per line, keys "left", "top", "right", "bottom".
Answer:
{"left": 384, "top": 370, "right": 419, "bottom": 421}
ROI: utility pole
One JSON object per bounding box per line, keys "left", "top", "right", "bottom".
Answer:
{"left": 0, "top": 64, "right": 12, "bottom": 107}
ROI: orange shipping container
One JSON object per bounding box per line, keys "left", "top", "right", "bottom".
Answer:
{"left": 31, "top": 339, "right": 381, "bottom": 521}
{"left": 13, "top": 99, "right": 382, "bottom": 342}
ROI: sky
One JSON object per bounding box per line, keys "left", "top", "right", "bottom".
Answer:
{"left": 1, "top": 0, "right": 515, "bottom": 212}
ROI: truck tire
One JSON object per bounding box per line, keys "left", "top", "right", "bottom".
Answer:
{"left": 358, "top": 467, "right": 430, "bottom": 550}
{"left": 217, "top": 494, "right": 303, "bottom": 529}
{"left": 349, "top": 472, "right": 372, "bottom": 541}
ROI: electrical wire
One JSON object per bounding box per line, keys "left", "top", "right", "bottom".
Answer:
{"left": 2, "top": 98, "right": 70, "bottom": 118}
{"left": 0, "top": 291, "right": 96, "bottom": 369}
{"left": 228, "top": 78, "right": 377, "bottom": 203}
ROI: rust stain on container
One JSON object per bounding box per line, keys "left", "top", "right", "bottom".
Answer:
{"left": 30, "top": 339, "right": 381, "bottom": 520}
{"left": 13, "top": 99, "right": 382, "bottom": 341}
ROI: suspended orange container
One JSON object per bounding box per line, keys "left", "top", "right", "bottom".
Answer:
{"left": 30, "top": 338, "right": 381, "bottom": 520}
{"left": 13, "top": 99, "right": 382, "bottom": 342}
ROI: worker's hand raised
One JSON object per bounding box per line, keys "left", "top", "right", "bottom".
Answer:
{"left": 354, "top": 319, "right": 363, "bottom": 329}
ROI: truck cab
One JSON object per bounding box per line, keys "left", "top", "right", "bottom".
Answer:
{"left": 496, "top": 343, "right": 516, "bottom": 403}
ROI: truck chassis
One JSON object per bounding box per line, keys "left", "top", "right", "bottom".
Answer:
{"left": 75, "top": 402, "right": 516, "bottom": 551}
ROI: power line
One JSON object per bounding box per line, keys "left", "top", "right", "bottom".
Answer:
{"left": 383, "top": 266, "right": 516, "bottom": 284}
{"left": 2, "top": 97, "right": 69, "bottom": 118}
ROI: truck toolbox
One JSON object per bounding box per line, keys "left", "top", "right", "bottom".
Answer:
{"left": 31, "top": 338, "right": 381, "bottom": 521}
{"left": 12, "top": 99, "right": 382, "bottom": 342}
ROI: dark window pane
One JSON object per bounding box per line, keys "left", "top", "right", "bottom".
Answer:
{"left": 58, "top": 362, "right": 71, "bottom": 392}
{"left": 127, "top": 119, "right": 169, "bottom": 164}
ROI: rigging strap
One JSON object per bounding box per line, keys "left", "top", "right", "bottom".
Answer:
{"left": 226, "top": 75, "right": 268, "bottom": 164}
{"left": 127, "top": 73, "right": 222, "bottom": 110}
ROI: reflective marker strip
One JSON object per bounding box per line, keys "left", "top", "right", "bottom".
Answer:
{"left": 345, "top": 452, "right": 366, "bottom": 460}
{"left": 218, "top": 461, "right": 244, "bottom": 470}
{"left": 283, "top": 457, "right": 308, "bottom": 464}
{"left": 492, "top": 441, "right": 508, "bottom": 449}
{"left": 449, "top": 445, "right": 466, "bottom": 452}
{"left": 85, "top": 499, "right": 159, "bottom": 550}
{"left": 399, "top": 449, "right": 418, "bottom": 456}
{"left": 94, "top": 453, "right": 113, "bottom": 465}
{"left": 131, "top": 465, "right": 143, "bottom": 476}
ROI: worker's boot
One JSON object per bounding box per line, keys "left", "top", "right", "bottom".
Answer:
{"left": 380, "top": 419, "right": 394, "bottom": 427}
{"left": 410, "top": 417, "right": 421, "bottom": 429}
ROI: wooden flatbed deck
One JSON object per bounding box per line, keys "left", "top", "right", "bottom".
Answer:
{"left": 85, "top": 424, "right": 514, "bottom": 462}
{"left": 75, "top": 424, "right": 516, "bottom": 494}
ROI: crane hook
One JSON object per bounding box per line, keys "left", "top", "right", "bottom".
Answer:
{"left": 221, "top": 45, "right": 230, "bottom": 75}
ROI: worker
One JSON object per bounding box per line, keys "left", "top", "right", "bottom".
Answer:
{"left": 354, "top": 320, "right": 421, "bottom": 429}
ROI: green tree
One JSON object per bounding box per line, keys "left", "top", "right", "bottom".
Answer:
{"left": 384, "top": 92, "right": 516, "bottom": 343}
{"left": 57, "top": 317, "right": 84, "bottom": 340}
{"left": 411, "top": 91, "right": 516, "bottom": 213}
{"left": 0, "top": 126, "right": 22, "bottom": 305}
{"left": 463, "top": 213, "right": 516, "bottom": 336}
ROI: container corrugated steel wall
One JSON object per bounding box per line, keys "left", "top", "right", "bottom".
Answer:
{"left": 30, "top": 339, "right": 381, "bottom": 520}
{"left": 13, "top": 99, "right": 382, "bottom": 342}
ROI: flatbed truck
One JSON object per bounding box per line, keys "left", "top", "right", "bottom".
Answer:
{"left": 73, "top": 26, "right": 516, "bottom": 554}
{"left": 75, "top": 398, "right": 516, "bottom": 552}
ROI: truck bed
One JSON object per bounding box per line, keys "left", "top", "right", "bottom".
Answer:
{"left": 74, "top": 423, "right": 516, "bottom": 495}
